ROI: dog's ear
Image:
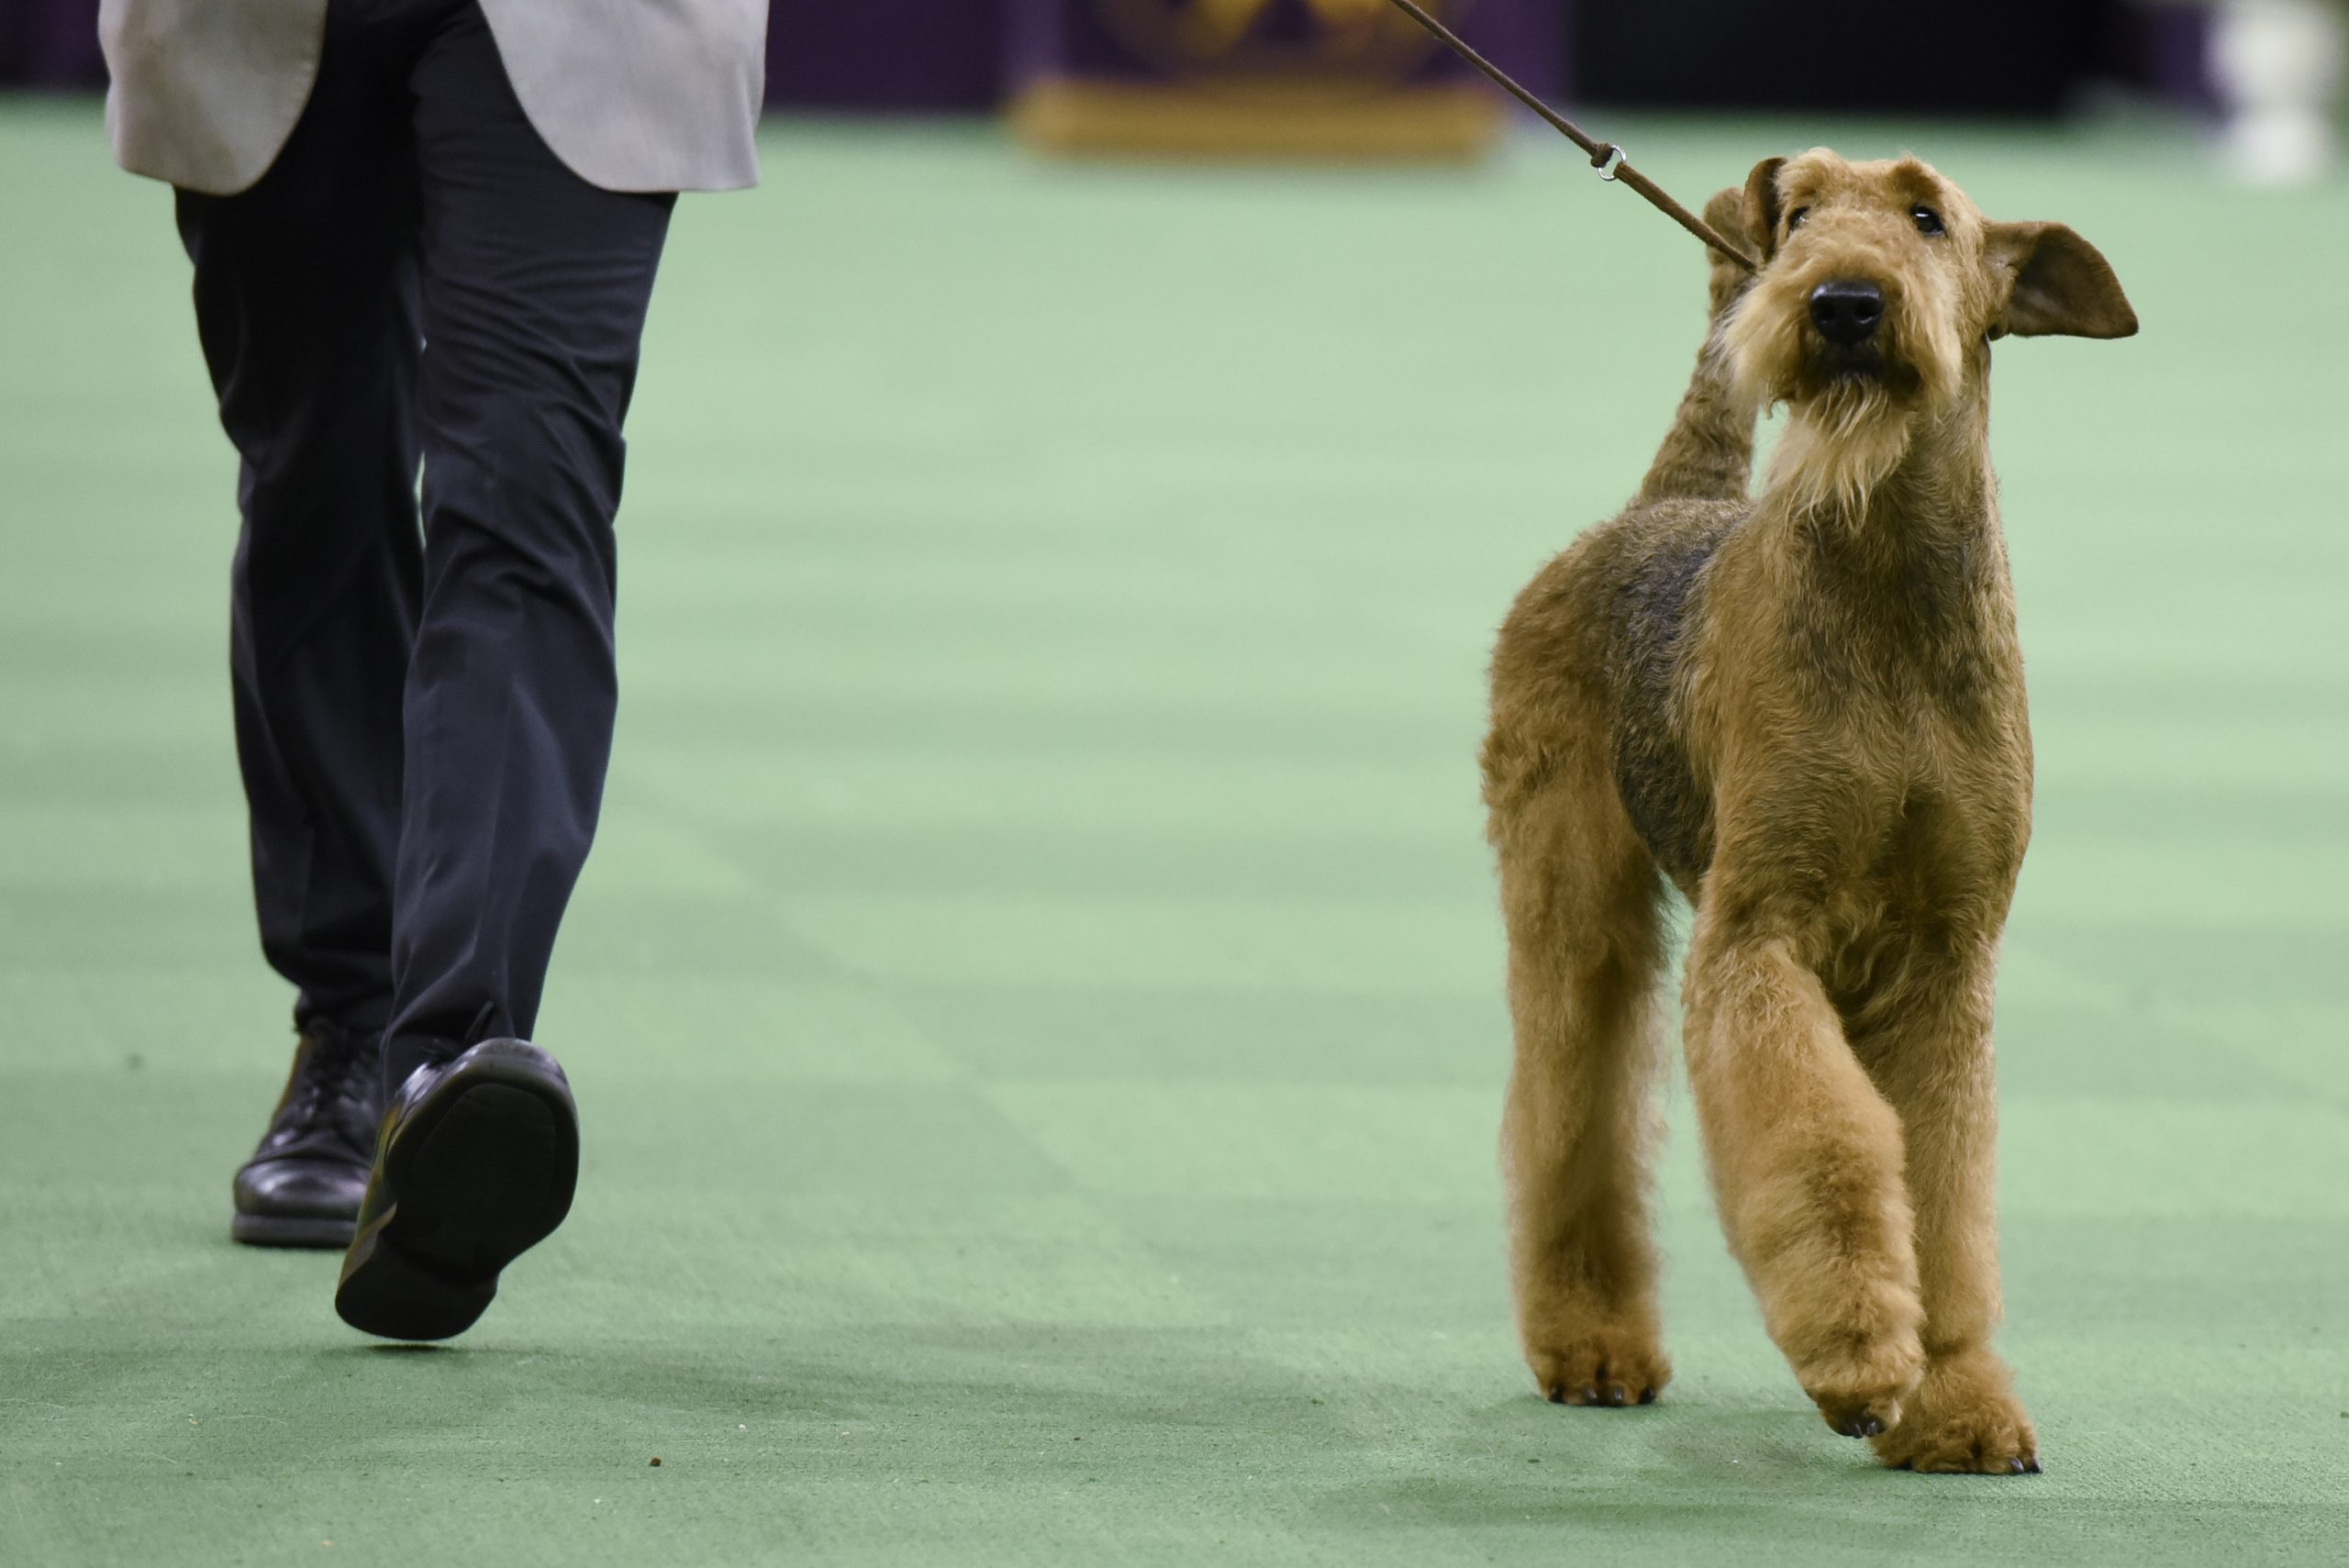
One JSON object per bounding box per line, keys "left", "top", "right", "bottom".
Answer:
{"left": 1740, "top": 157, "right": 1787, "bottom": 260}
{"left": 1985, "top": 221, "right": 2138, "bottom": 340}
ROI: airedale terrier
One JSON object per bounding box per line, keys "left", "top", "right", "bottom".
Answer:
{"left": 1480, "top": 150, "right": 2136, "bottom": 1473}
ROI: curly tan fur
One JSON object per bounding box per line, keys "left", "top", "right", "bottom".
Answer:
{"left": 1481, "top": 150, "right": 2136, "bottom": 1473}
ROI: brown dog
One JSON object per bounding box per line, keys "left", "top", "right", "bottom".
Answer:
{"left": 1480, "top": 149, "right": 2136, "bottom": 1473}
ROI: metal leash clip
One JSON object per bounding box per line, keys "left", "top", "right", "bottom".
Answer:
{"left": 1381, "top": 0, "right": 1756, "bottom": 267}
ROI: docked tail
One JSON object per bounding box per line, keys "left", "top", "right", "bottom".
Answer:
{"left": 1633, "top": 187, "right": 1762, "bottom": 506}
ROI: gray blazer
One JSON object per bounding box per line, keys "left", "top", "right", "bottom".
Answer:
{"left": 98, "top": 0, "right": 765, "bottom": 195}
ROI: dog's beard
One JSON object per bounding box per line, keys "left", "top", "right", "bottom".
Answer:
{"left": 1722, "top": 272, "right": 1964, "bottom": 521}
{"left": 1766, "top": 384, "right": 1913, "bottom": 518}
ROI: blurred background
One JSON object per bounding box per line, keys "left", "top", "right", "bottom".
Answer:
{"left": 2, "top": 0, "right": 2343, "bottom": 174}
{"left": 4, "top": 4, "right": 2345, "bottom": 1567}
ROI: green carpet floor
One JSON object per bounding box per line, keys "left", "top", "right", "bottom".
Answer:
{"left": 3, "top": 98, "right": 2344, "bottom": 1565}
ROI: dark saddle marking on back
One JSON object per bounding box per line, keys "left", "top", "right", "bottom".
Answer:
{"left": 1605, "top": 512, "right": 1738, "bottom": 886}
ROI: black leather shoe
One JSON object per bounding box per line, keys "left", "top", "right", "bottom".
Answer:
{"left": 231, "top": 1019, "right": 383, "bottom": 1249}
{"left": 333, "top": 1038, "right": 579, "bottom": 1341}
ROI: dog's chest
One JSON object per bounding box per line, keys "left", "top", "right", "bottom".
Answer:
{"left": 1878, "top": 759, "right": 2027, "bottom": 896}
{"left": 1598, "top": 507, "right": 2027, "bottom": 900}
{"left": 1619, "top": 633, "right": 2030, "bottom": 906}
{"left": 1816, "top": 762, "right": 2031, "bottom": 1023}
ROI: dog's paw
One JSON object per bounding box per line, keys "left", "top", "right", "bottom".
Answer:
{"left": 1796, "top": 1330, "right": 1925, "bottom": 1440}
{"left": 1526, "top": 1323, "right": 1671, "bottom": 1408}
{"left": 1869, "top": 1348, "right": 2039, "bottom": 1474}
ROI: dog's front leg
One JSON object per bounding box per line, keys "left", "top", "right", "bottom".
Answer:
{"left": 1854, "top": 954, "right": 2040, "bottom": 1473}
{"left": 1682, "top": 918, "right": 1926, "bottom": 1439}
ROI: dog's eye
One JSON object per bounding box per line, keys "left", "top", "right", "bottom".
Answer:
{"left": 1786, "top": 206, "right": 1809, "bottom": 233}
{"left": 1911, "top": 205, "right": 1945, "bottom": 236}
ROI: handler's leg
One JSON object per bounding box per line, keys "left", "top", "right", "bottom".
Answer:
{"left": 380, "top": 1, "right": 674, "bottom": 1084}
{"left": 176, "top": 13, "right": 424, "bottom": 1246}
{"left": 333, "top": 3, "right": 671, "bottom": 1340}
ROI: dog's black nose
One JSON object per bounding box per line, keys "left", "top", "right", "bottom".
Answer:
{"left": 1809, "top": 280, "right": 1885, "bottom": 347}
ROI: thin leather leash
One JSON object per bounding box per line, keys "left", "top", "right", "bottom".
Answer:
{"left": 1383, "top": 0, "right": 1758, "bottom": 271}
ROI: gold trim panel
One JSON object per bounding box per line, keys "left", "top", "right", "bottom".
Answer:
{"left": 1010, "top": 81, "right": 1505, "bottom": 161}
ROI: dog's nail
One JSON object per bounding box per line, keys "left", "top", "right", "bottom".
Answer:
{"left": 2009, "top": 1456, "right": 2027, "bottom": 1474}
{"left": 1606, "top": 1384, "right": 1628, "bottom": 1407}
{"left": 1545, "top": 1385, "right": 1565, "bottom": 1405}
{"left": 1581, "top": 1385, "right": 1600, "bottom": 1406}
{"left": 1862, "top": 1418, "right": 1885, "bottom": 1438}
{"left": 1638, "top": 1387, "right": 1657, "bottom": 1406}
{"left": 2024, "top": 1458, "right": 2042, "bottom": 1474}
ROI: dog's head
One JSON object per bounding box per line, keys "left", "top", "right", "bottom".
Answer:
{"left": 1720, "top": 148, "right": 2137, "bottom": 510}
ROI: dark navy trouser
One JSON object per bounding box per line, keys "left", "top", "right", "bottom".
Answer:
{"left": 174, "top": 0, "right": 674, "bottom": 1096}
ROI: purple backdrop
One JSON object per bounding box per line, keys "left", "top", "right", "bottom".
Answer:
{"left": 1004, "top": 0, "right": 1561, "bottom": 102}
{"left": 0, "top": 0, "right": 106, "bottom": 85}
{"left": 765, "top": 0, "right": 1012, "bottom": 111}
{"left": 1, "top": 0, "right": 2203, "bottom": 108}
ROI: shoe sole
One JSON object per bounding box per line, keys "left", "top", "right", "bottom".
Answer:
{"left": 231, "top": 1212, "right": 358, "bottom": 1250}
{"left": 334, "top": 1048, "right": 578, "bottom": 1341}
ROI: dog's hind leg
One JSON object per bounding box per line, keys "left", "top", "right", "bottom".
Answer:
{"left": 1486, "top": 692, "right": 1672, "bottom": 1407}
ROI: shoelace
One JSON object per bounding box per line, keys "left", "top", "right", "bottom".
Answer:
{"left": 268, "top": 1024, "right": 381, "bottom": 1162}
